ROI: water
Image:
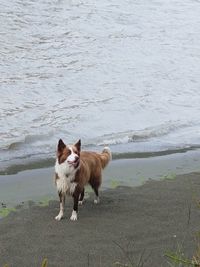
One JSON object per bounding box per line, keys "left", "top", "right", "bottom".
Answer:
{"left": 1, "top": 0, "right": 200, "bottom": 173}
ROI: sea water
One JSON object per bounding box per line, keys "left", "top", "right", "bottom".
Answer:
{"left": 1, "top": 0, "right": 200, "bottom": 173}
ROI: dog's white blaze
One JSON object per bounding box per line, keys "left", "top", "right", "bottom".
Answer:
{"left": 67, "top": 147, "right": 77, "bottom": 162}
{"left": 70, "top": 210, "right": 77, "bottom": 221}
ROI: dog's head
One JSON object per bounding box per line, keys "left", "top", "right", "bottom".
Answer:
{"left": 57, "top": 139, "right": 81, "bottom": 170}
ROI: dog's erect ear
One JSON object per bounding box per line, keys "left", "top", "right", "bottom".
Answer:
{"left": 57, "top": 139, "right": 66, "bottom": 154}
{"left": 74, "top": 139, "right": 81, "bottom": 152}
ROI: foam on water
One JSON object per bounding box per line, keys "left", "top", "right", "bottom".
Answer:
{"left": 1, "top": 0, "right": 200, "bottom": 172}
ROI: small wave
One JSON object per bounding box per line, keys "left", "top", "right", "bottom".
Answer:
{"left": 90, "top": 122, "right": 197, "bottom": 146}
{"left": 8, "top": 141, "right": 24, "bottom": 150}
{"left": 129, "top": 123, "right": 188, "bottom": 142}
{"left": 5, "top": 132, "right": 54, "bottom": 151}
{"left": 1, "top": 121, "right": 200, "bottom": 175}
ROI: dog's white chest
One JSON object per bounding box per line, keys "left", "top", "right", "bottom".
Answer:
{"left": 55, "top": 160, "right": 77, "bottom": 195}
{"left": 56, "top": 176, "right": 76, "bottom": 195}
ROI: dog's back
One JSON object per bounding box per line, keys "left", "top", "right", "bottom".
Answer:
{"left": 75, "top": 147, "right": 111, "bottom": 187}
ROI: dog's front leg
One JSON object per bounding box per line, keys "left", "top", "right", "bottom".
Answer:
{"left": 70, "top": 187, "right": 80, "bottom": 221}
{"left": 55, "top": 191, "right": 65, "bottom": 221}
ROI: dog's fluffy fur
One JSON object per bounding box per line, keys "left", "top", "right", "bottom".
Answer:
{"left": 54, "top": 139, "right": 111, "bottom": 221}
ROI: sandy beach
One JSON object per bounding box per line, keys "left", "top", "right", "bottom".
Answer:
{"left": 1, "top": 170, "right": 200, "bottom": 267}
{"left": 1, "top": 0, "right": 200, "bottom": 265}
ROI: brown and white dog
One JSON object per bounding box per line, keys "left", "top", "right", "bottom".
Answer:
{"left": 54, "top": 139, "right": 111, "bottom": 221}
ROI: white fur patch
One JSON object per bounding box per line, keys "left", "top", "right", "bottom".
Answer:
{"left": 56, "top": 174, "right": 68, "bottom": 194}
{"left": 70, "top": 210, "right": 77, "bottom": 221}
{"left": 55, "top": 158, "right": 78, "bottom": 195}
{"left": 55, "top": 158, "right": 75, "bottom": 179}
{"left": 69, "top": 182, "right": 77, "bottom": 195}
{"left": 94, "top": 196, "right": 100, "bottom": 204}
{"left": 55, "top": 202, "right": 64, "bottom": 221}
{"left": 55, "top": 211, "right": 64, "bottom": 221}
{"left": 55, "top": 177, "right": 77, "bottom": 196}
{"left": 67, "top": 147, "right": 77, "bottom": 162}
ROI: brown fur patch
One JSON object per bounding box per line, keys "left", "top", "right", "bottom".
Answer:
{"left": 57, "top": 147, "right": 71, "bottom": 164}
{"left": 73, "top": 150, "right": 111, "bottom": 191}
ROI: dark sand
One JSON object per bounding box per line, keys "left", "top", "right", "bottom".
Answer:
{"left": 1, "top": 173, "right": 200, "bottom": 267}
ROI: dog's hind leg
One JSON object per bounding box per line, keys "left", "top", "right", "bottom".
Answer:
{"left": 89, "top": 179, "right": 101, "bottom": 204}
{"left": 79, "top": 188, "right": 85, "bottom": 205}
{"left": 55, "top": 191, "right": 65, "bottom": 221}
{"left": 93, "top": 186, "right": 100, "bottom": 204}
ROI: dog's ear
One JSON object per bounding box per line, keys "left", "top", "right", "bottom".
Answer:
{"left": 75, "top": 139, "right": 81, "bottom": 152}
{"left": 57, "top": 139, "right": 66, "bottom": 155}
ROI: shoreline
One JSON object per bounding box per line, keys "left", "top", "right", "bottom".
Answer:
{"left": 1, "top": 150, "right": 200, "bottom": 212}
{"left": 1, "top": 172, "right": 200, "bottom": 266}
{"left": 2, "top": 146, "right": 200, "bottom": 176}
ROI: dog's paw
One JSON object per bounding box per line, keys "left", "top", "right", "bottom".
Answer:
{"left": 94, "top": 197, "right": 100, "bottom": 204}
{"left": 70, "top": 210, "right": 77, "bottom": 221}
{"left": 55, "top": 215, "right": 62, "bottom": 221}
{"left": 55, "top": 212, "right": 63, "bottom": 221}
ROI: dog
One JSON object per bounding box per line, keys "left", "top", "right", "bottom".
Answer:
{"left": 54, "top": 139, "right": 111, "bottom": 221}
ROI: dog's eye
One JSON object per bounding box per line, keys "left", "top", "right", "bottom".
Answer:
{"left": 67, "top": 149, "right": 71, "bottom": 156}
{"left": 74, "top": 149, "right": 79, "bottom": 156}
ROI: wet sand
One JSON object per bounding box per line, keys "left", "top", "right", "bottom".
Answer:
{"left": 1, "top": 172, "right": 200, "bottom": 267}
{"left": 1, "top": 149, "right": 200, "bottom": 207}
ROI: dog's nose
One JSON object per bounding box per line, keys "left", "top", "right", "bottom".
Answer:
{"left": 75, "top": 156, "right": 79, "bottom": 162}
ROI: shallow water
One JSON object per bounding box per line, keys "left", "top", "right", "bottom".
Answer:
{"left": 1, "top": 0, "right": 200, "bottom": 172}
{"left": 1, "top": 149, "right": 200, "bottom": 209}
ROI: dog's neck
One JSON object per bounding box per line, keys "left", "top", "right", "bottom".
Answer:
{"left": 55, "top": 159, "right": 79, "bottom": 182}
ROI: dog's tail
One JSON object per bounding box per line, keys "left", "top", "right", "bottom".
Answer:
{"left": 99, "top": 147, "right": 112, "bottom": 169}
